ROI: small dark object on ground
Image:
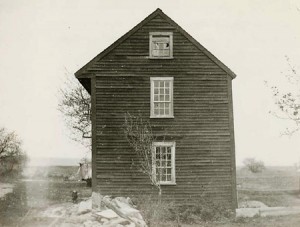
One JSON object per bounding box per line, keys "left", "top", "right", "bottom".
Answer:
{"left": 86, "top": 178, "right": 92, "bottom": 187}
{"left": 72, "top": 190, "right": 78, "bottom": 203}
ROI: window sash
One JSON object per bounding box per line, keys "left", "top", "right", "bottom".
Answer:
{"left": 150, "top": 77, "right": 173, "bottom": 118}
{"left": 152, "top": 142, "right": 176, "bottom": 185}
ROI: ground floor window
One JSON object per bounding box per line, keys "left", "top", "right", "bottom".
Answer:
{"left": 152, "top": 141, "right": 176, "bottom": 185}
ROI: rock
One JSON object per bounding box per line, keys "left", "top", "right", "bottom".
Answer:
{"left": 82, "top": 220, "right": 103, "bottom": 227}
{"left": 125, "top": 223, "right": 136, "bottom": 227}
{"left": 239, "top": 200, "right": 268, "bottom": 208}
{"left": 78, "top": 199, "right": 92, "bottom": 215}
{"left": 111, "top": 197, "right": 144, "bottom": 223}
{"left": 101, "top": 217, "right": 131, "bottom": 227}
{"left": 95, "top": 209, "right": 119, "bottom": 219}
{"left": 92, "top": 192, "right": 104, "bottom": 210}
{"left": 236, "top": 208, "right": 260, "bottom": 217}
{"left": 260, "top": 206, "right": 300, "bottom": 217}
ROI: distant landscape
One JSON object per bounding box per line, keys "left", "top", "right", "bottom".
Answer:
{"left": 28, "top": 157, "right": 83, "bottom": 167}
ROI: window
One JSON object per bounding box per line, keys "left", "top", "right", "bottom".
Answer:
{"left": 149, "top": 32, "right": 173, "bottom": 59}
{"left": 150, "top": 77, "right": 173, "bottom": 118}
{"left": 152, "top": 142, "right": 176, "bottom": 185}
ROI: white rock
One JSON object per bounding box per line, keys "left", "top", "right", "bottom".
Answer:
{"left": 95, "top": 209, "right": 119, "bottom": 219}
{"left": 260, "top": 206, "right": 300, "bottom": 217}
{"left": 101, "top": 217, "right": 131, "bottom": 227}
{"left": 125, "top": 223, "right": 136, "bottom": 227}
{"left": 92, "top": 192, "right": 103, "bottom": 210}
{"left": 78, "top": 199, "right": 92, "bottom": 215}
{"left": 239, "top": 200, "right": 268, "bottom": 208}
{"left": 236, "top": 208, "right": 260, "bottom": 217}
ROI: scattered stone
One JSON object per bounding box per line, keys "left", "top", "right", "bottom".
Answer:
{"left": 239, "top": 200, "right": 268, "bottom": 208}
{"left": 260, "top": 206, "right": 300, "bottom": 217}
{"left": 236, "top": 208, "right": 260, "bottom": 217}
{"left": 78, "top": 199, "right": 92, "bottom": 215}
{"left": 28, "top": 195, "right": 147, "bottom": 227}
{"left": 92, "top": 192, "right": 104, "bottom": 210}
{"left": 101, "top": 217, "right": 130, "bottom": 227}
{"left": 95, "top": 209, "right": 119, "bottom": 219}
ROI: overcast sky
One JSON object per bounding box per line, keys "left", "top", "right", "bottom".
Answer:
{"left": 0, "top": 0, "right": 299, "bottom": 166}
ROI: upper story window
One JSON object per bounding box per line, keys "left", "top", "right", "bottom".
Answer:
{"left": 152, "top": 141, "right": 176, "bottom": 185}
{"left": 150, "top": 77, "right": 174, "bottom": 118}
{"left": 149, "top": 32, "right": 173, "bottom": 59}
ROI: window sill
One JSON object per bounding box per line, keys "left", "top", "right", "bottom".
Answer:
{"left": 160, "top": 182, "right": 177, "bottom": 186}
{"left": 149, "top": 56, "right": 174, "bottom": 60}
{"left": 150, "top": 115, "right": 174, "bottom": 119}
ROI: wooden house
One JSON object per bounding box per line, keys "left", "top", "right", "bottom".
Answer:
{"left": 75, "top": 8, "right": 237, "bottom": 208}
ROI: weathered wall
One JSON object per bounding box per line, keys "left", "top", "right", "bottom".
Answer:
{"left": 89, "top": 14, "right": 236, "bottom": 207}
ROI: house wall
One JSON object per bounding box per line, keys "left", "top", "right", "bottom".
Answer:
{"left": 90, "top": 15, "right": 236, "bottom": 207}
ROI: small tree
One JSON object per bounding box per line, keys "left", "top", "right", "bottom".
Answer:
{"left": 243, "top": 158, "right": 265, "bottom": 173}
{"left": 58, "top": 71, "right": 91, "bottom": 148}
{"left": 123, "top": 113, "right": 162, "bottom": 196}
{"left": 0, "top": 127, "right": 27, "bottom": 176}
{"left": 268, "top": 56, "right": 300, "bottom": 136}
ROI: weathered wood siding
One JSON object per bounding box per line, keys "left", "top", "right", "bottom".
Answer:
{"left": 89, "top": 15, "right": 236, "bottom": 207}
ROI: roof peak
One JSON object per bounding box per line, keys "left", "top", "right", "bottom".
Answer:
{"left": 75, "top": 8, "right": 236, "bottom": 79}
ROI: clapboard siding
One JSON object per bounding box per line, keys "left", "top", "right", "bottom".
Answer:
{"left": 79, "top": 11, "right": 236, "bottom": 208}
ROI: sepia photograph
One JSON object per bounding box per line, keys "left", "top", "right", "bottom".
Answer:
{"left": 0, "top": 0, "right": 300, "bottom": 226}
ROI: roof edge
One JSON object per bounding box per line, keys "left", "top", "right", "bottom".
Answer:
{"left": 75, "top": 8, "right": 236, "bottom": 79}
{"left": 75, "top": 8, "right": 163, "bottom": 78}
{"left": 157, "top": 10, "right": 236, "bottom": 79}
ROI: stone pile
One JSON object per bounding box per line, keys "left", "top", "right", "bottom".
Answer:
{"left": 34, "top": 194, "right": 147, "bottom": 227}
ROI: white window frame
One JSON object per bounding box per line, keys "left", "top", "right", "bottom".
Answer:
{"left": 152, "top": 141, "right": 176, "bottom": 185}
{"left": 150, "top": 77, "right": 174, "bottom": 118}
{"left": 149, "top": 32, "right": 173, "bottom": 59}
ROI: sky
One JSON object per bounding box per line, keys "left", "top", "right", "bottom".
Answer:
{"left": 0, "top": 0, "right": 300, "bottom": 166}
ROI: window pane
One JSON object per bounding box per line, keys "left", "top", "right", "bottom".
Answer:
{"left": 156, "top": 160, "right": 160, "bottom": 167}
{"left": 167, "top": 153, "right": 171, "bottom": 160}
{"left": 167, "top": 168, "right": 171, "bottom": 175}
{"left": 160, "top": 95, "right": 164, "bottom": 101}
{"left": 159, "top": 103, "right": 164, "bottom": 109}
{"left": 154, "top": 81, "right": 159, "bottom": 87}
{"left": 165, "top": 103, "right": 169, "bottom": 109}
{"left": 165, "top": 81, "right": 170, "bottom": 88}
{"left": 165, "top": 95, "right": 169, "bottom": 101}
{"left": 159, "top": 81, "right": 164, "bottom": 87}
{"left": 160, "top": 88, "right": 164, "bottom": 94}
{"left": 156, "top": 148, "right": 160, "bottom": 157}
{"left": 159, "top": 109, "right": 164, "bottom": 115}
{"left": 168, "top": 175, "right": 172, "bottom": 181}
{"left": 165, "top": 109, "right": 169, "bottom": 115}
{"left": 154, "top": 88, "right": 159, "bottom": 94}
{"left": 154, "top": 109, "right": 159, "bottom": 115}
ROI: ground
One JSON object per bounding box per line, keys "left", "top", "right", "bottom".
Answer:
{"left": 1, "top": 166, "right": 300, "bottom": 226}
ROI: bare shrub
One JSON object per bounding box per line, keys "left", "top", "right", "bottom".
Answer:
{"left": 133, "top": 195, "right": 233, "bottom": 226}
{"left": 243, "top": 158, "right": 265, "bottom": 173}
{"left": 133, "top": 194, "right": 176, "bottom": 226}
{"left": 123, "top": 113, "right": 162, "bottom": 196}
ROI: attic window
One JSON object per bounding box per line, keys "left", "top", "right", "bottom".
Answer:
{"left": 149, "top": 32, "right": 173, "bottom": 59}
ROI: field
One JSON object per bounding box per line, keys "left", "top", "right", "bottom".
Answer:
{"left": 236, "top": 166, "right": 300, "bottom": 207}
{"left": 1, "top": 165, "right": 300, "bottom": 226}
